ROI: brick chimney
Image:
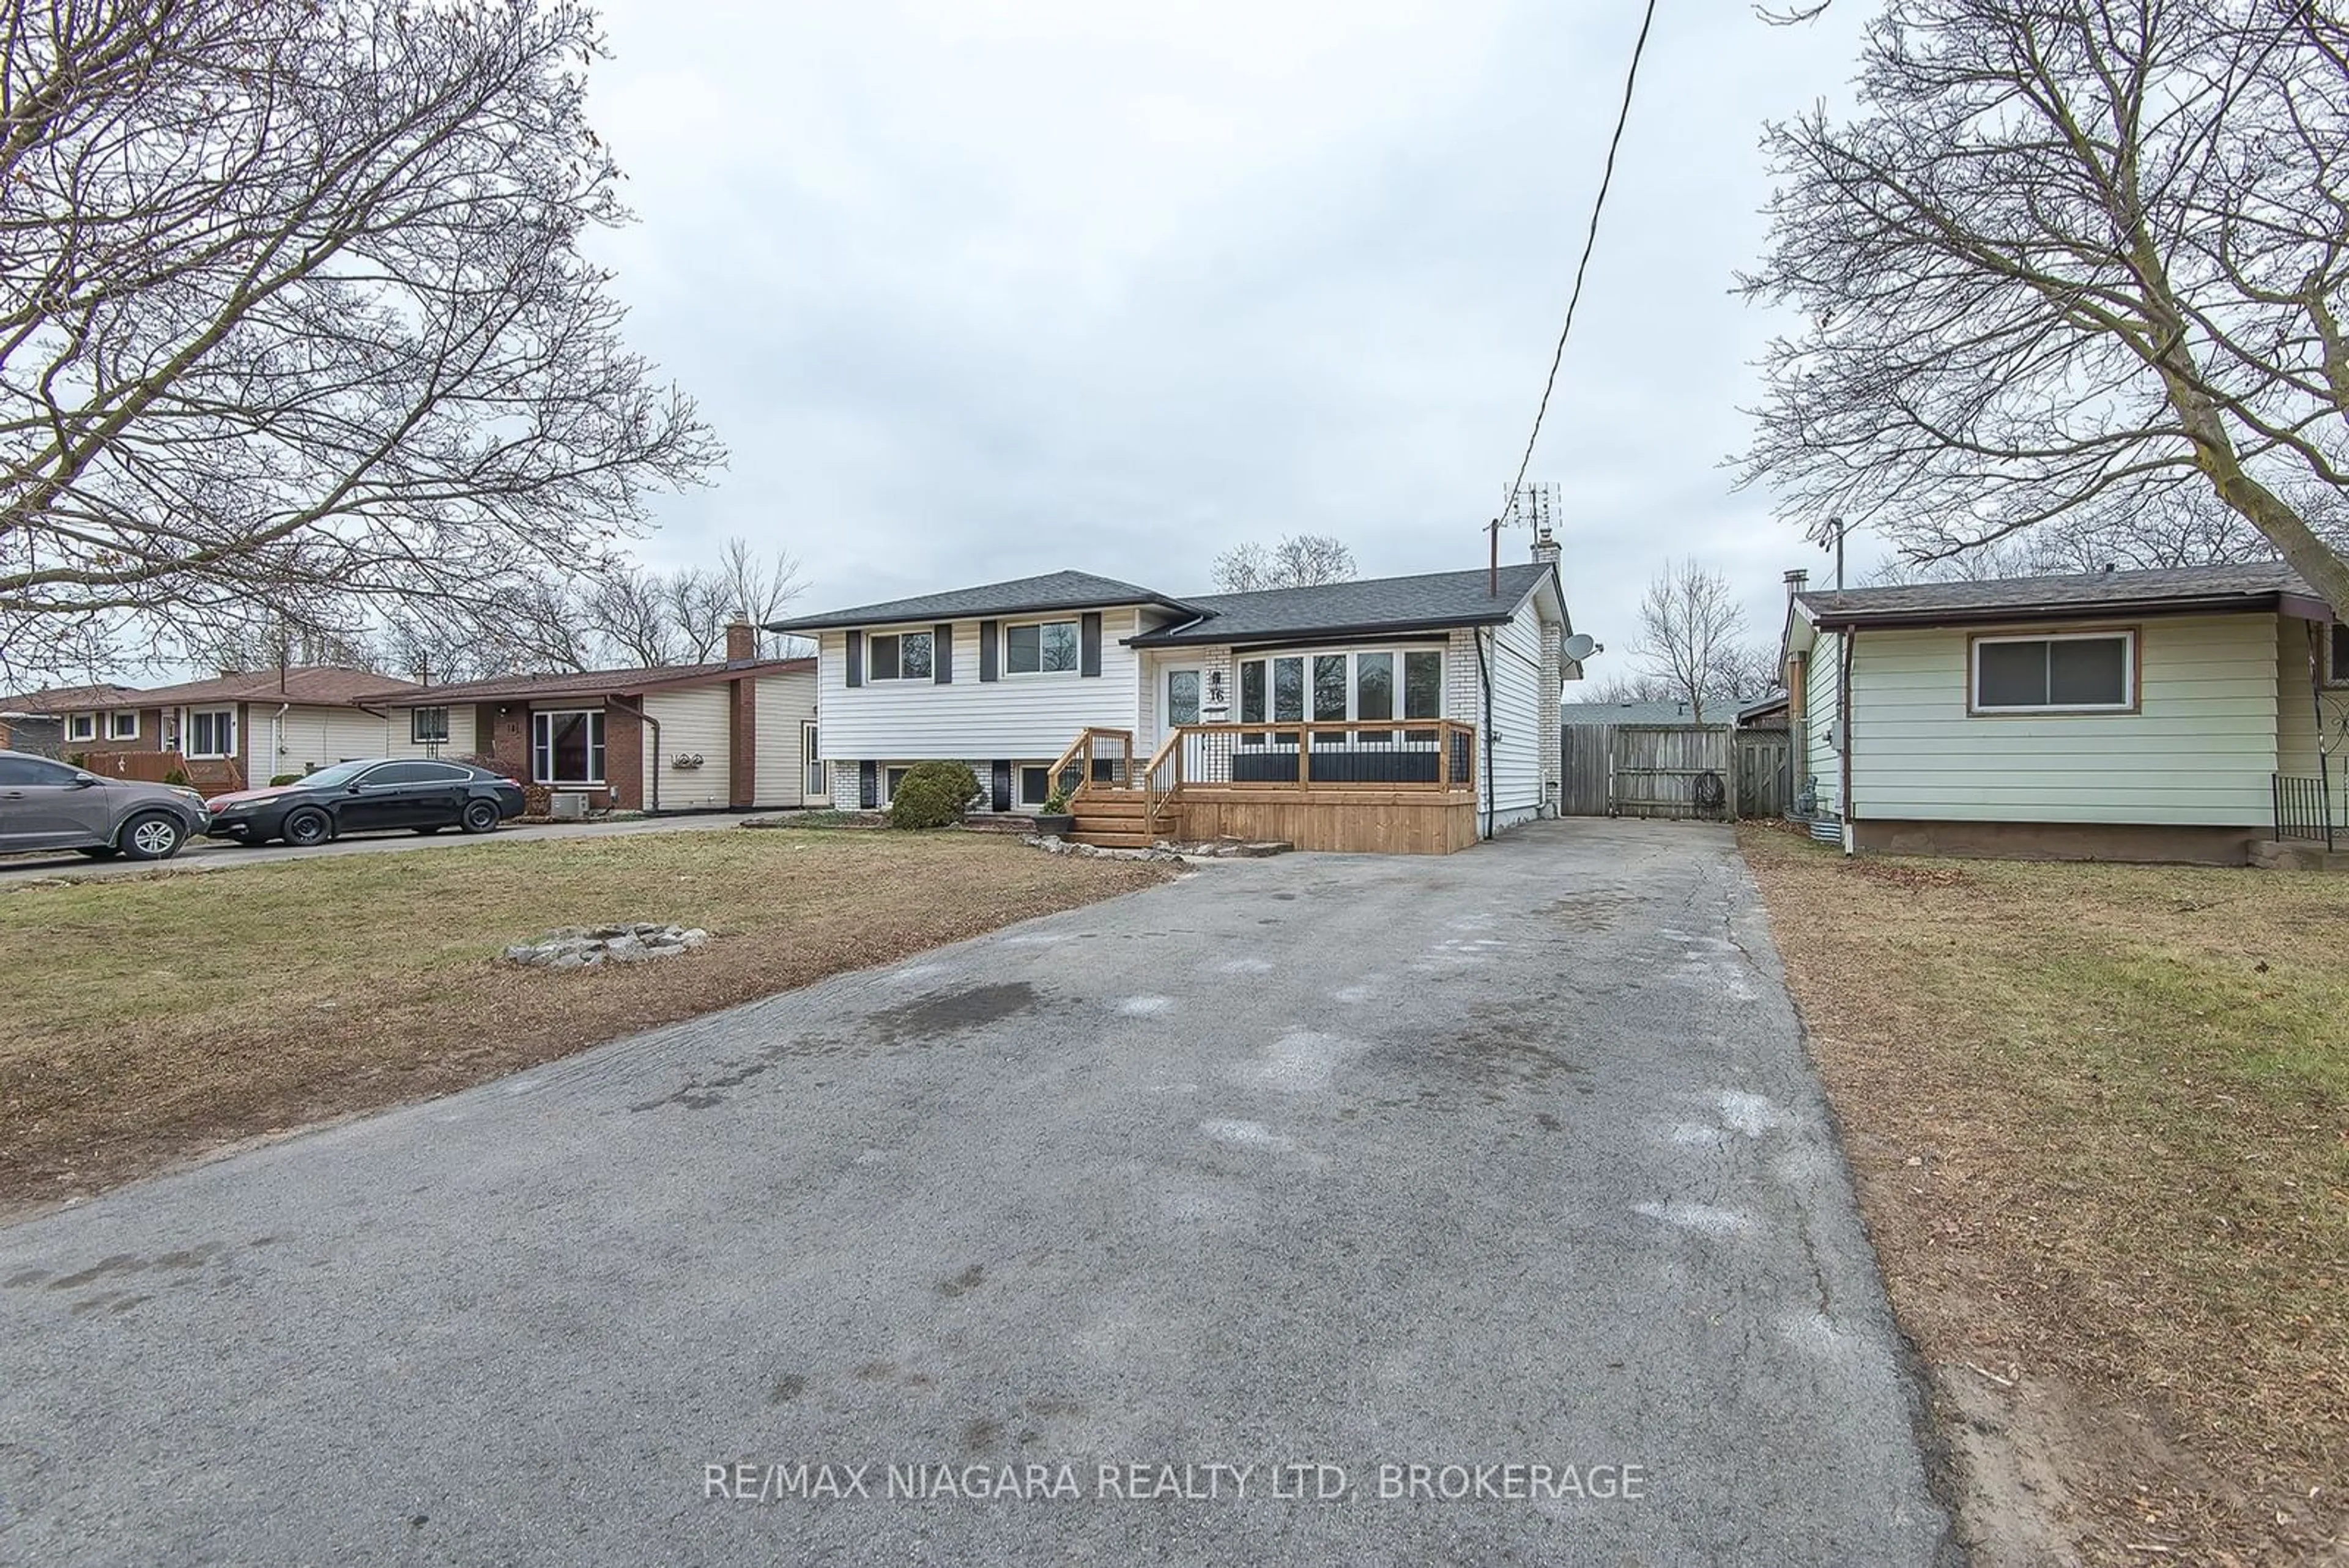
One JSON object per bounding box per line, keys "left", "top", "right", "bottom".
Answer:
{"left": 724, "top": 619, "right": 757, "bottom": 666}
{"left": 1531, "top": 527, "right": 1561, "bottom": 568}
{"left": 1784, "top": 567, "right": 1808, "bottom": 602}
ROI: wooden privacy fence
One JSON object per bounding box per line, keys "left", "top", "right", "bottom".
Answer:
{"left": 75, "top": 748, "right": 245, "bottom": 792}
{"left": 1559, "top": 724, "right": 1790, "bottom": 820}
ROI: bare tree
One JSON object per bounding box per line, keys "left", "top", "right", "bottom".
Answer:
{"left": 0, "top": 0, "right": 721, "bottom": 683}
{"left": 379, "top": 575, "right": 596, "bottom": 682}
{"left": 711, "top": 537, "right": 806, "bottom": 656}
{"left": 1707, "top": 640, "right": 1783, "bottom": 707}
{"left": 1211, "top": 534, "right": 1359, "bottom": 593}
{"left": 586, "top": 568, "right": 683, "bottom": 667}
{"left": 1576, "top": 669, "right": 1675, "bottom": 705}
{"left": 1737, "top": 0, "right": 2349, "bottom": 612}
{"left": 1630, "top": 560, "right": 1748, "bottom": 724}
{"left": 573, "top": 537, "right": 803, "bottom": 666}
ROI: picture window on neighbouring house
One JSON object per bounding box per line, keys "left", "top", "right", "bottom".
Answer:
{"left": 1972, "top": 633, "right": 2132, "bottom": 712}
{"left": 185, "top": 708, "right": 236, "bottom": 757}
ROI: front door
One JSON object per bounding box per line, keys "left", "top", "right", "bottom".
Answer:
{"left": 1165, "top": 667, "right": 1203, "bottom": 734}
{"left": 801, "top": 721, "right": 827, "bottom": 802}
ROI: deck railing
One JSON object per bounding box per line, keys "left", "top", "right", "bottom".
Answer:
{"left": 2273, "top": 767, "right": 2336, "bottom": 850}
{"left": 1136, "top": 719, "right": 1477, "bottom": 838}
{"left": 1047, "top": 727, "right": 1135, "bottom": 801}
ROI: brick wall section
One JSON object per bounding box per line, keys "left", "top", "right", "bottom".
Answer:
{"left": 487, "top": 703, "right": 532, "bottom": 782}
{"left": 729, "top": 676, "right": 756, "bottom": 808}
{"left": 604, "top": 703, "right": 644, "bottom": 811}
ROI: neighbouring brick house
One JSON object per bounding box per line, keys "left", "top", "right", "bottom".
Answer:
{"left": 0, "top": 683, "right": 149, "bottom": 758}
{"left": 374, "top": 626, "right": 820, "bottom": 812}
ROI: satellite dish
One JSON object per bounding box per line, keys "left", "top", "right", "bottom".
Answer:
{"left": 1562, "top": 633, "right": 1597, "bottom": 663}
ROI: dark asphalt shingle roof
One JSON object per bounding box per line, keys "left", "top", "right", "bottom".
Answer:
{"left": 0, "top": 682, "right": 146, "bottom": 715}
{"left": 766, "top": 570, "right": 1197, "bottom": 633}
{"left": 388, "top": 658, "right": 812, "bottom": 705}
{"left": 1796, "top": 561, "right": 2325, "bottom": 626}
{"left": 134, "top": 667, "right": 422, "bottom": 705}
{"left": 1127, "top": 562, "right": 1556, "bottom": 647}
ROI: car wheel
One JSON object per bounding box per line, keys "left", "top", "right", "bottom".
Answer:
{"left": 459, "top": 798, "right": 500, "bottom": 835}
{"left": 117, "top": 811, "right": 186, "bottom": 861}
{"left": 281, "top": 807, "right": 332, "bottom": 848}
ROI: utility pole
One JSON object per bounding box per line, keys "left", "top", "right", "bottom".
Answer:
{"left": 1830, "top": 515, "right": 1846, "bottom": 590}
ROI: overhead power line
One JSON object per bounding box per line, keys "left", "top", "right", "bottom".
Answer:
{"left": 1501, "top": 0, "right": 1662, "bottom": 512}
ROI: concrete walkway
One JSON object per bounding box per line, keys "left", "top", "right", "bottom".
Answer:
{"left": 0, "top": 820, "right": 1948, "bottom": 1565}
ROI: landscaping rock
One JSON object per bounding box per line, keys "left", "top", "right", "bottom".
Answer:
{"left": 500, "top": 922, "right": 711, "bottom": 969}
{"left": 1020, "top": 835, "right": 1187, "bottom": 864}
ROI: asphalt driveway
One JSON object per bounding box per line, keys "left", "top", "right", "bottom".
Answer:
{"left": 0, "top": 810, "right": 749, "bottom": 885}
{"left": 0, "top": 820, "right": 1948, "bottom": 1565}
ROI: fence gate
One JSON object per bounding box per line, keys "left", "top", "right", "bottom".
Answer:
{"left": 1735, "top": 734, "right": 1791, "bottom": 819}
{"left": 1561, "top": 724, "right": 1746, "bottom": 819}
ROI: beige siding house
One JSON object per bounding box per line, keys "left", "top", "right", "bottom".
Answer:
{"left": 1783, "top": 563, "right": 2347, "bottom": 863}
{"left": 375, "top": 626, "right": 818, "bottom": 814}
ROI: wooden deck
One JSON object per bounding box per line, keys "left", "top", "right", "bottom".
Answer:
{"left": 1057, "top": 721, "right": 1483, "bottom": 855}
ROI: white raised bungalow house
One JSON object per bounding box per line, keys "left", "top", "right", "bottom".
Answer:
{"left": 768, "top": 538, "right": 1574, "bottom": 853}
{"left": 1782, "top": 562, "right": 2349, "bottom": 864}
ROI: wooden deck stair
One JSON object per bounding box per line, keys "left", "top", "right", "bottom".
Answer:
{"left": 1070, "top": 788, "right": 1168, "bottom": 849}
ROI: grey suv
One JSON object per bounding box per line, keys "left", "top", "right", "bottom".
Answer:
{"left": 0, "top": 750, "right": 210, "bottom": 860}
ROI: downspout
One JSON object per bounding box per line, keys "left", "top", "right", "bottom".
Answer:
{"left": 611, "top": 695, "right": 660, "bottom": 812}
{"left": 1475, "top": 628, "right": 1496, "bottom": 841}
{"left": 272, "top": 702, "right": 289, "bottom": 783}
{"left": 1838, "top": 628, "right": 1857, "bottom": 856}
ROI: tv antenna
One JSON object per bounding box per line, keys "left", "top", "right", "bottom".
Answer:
{"left": 1488, "top": 482, "right": 1561, "bottom": 595}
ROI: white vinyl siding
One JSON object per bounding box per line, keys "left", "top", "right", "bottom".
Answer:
{"left": 1483, "top": 603, "right": 1547, "bottom": 822}
{"left": 1805, "top": 631, "right": 1844, "bottom": 816}
{"left": 817, "top": 611, "right": 1145, "bottom": 761}
{"left": 258, "top": 704, "right": 390, "bottom": 779}
{"left": 753, "top": 667, "right": 818, "bottom": 808}
{"left": 643, "top": 687, "right": 730, "bottom": 811}
{"left": 1849, "top": 614, "right": 2278, "bottom": 825}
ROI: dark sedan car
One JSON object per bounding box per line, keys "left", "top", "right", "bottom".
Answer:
{"left": 205, "top": 759, "right": 525, "bottom": 847}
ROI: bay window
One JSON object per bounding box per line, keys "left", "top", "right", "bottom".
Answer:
{"left": 1235, "top": 648, "right": 1442, "bottom": 738}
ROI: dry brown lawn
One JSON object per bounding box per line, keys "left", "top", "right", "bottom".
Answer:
{"left": 0, "top": 827, "right": 1172, "bottom": 1211}
{"left": 1741, "top": 825, "right": 2347, "bottom": 1566}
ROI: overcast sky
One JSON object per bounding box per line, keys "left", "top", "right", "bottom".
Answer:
{"left": 582, "top": 0, "right": 1884, "bottom": 671}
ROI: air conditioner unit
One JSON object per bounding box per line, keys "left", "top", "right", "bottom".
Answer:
{"left": 548, "top": 790, "right": 589, "bottom": 820}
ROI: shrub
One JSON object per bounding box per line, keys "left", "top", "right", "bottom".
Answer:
{"left": 887, "top": 760, "right": 981, "bottom": 830}
{"left": 163, "top": 767, "right": 190, "bottom": 787}
{"left": 1041, "top": 790, "right": 1070, "bottom": 816}
{"left": 270, "top": 773, "right": 303, "bottom": 787}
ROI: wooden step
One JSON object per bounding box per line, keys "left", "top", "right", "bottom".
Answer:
{"left": 1074, "top": 798, "right": 1149, "bottom": 818}
{"left": 1070, "top": 830, "right": 1154, "bottom": 849}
